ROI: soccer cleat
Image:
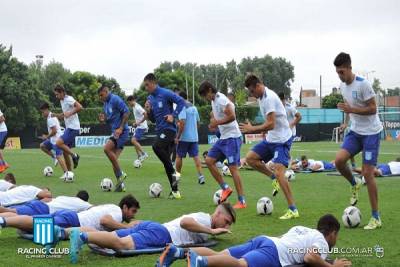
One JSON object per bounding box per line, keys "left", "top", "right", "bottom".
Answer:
{"left": 174, "top": 172, "right": 181, "bottom": 182}
{"left": 364, "top": 217, "right": 382, "bottom": 230}
{"left": 198, "top": 176, "right": 205, "bottom": 185}
{"left": 169, "top": 191, "right": 182, "bottom": 199}
{"left": 59, "top": 172, "right": 67, "bottom": 180}
{"left": 350, "top": 177, "right": 362, "bottom": 206}
{"left": 72, "top": 154, "right": 80, "bottom": 169}
{"left": 155, "top": 244, "right": 181, "bottom": 267}
{"left": 219, "top": 187, "right": 233, "bottom": 203}
{"left": 139, "top": 153, "right": 149, "bottom": 162}
{"left": 69, "top": 228, "right": 84, "bottom": 264}
{"left": 272, "top": 179, "right": 280, "bottom": 197}
{"left": 233, "top": 201, "right": 247, "bottom": 209}
{"left": 279, "top": 209, "right": 300, "bottom": 220}
{"left": 187, "top": 249, "right": 206, "bottom": 267}
{"left": 0, "top": 165, "right": 4, "bottom": 173}
{"left": 114, "top": 172, "right": 128, "bottom": 192}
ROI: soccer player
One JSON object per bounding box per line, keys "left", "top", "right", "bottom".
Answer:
{"left": 0, "top": 108, "right": 9, "bottom": 172}
{"left": 39, "top": 103, "right": 70, "bottom": 178}
{"left": 292, "top": 155, "right": 336, "bottom": 172}
{"left": 0, "top": 194, "right": 139, "bottom": 232}
{"left": 157, "top": 214, "right": 351, "bottom": 267}
{"left": 198, "top": 81, "right": 246, "bottom": 209}
{"left": 278, "top": 92, "right": 301, "bottom": 138}
{"left": 334, "top": 52, "right": 383, "bottom": 230}
{"left": 353, "top": 158, "right": 400, "bottom": 177}
{"left": 127, "top": 95, "right": 149, "bottom": 162}
{"left": 240, "top": 74, "right": 298, "bottom": 219}
{"left": 66, "top": 203, "right": 235, "bottom": 264}
{"left": 0, "top": 185, "right": 51, "bottom": 207}
{"left": 143, "top": 73, "right": 186, "bottom": 199}
{"left": 175, "top": 91, "right": 205, "bottom": 184}
{"left": 53, "top": 85, "right": 82, "bottom": 170}
{"left": 0, "top": 173, "right": 16, "bottom": 192}
{"left": 0, "top": 190, "right": 92, "bottom": 217}
{"left": 98, "top": 85, "right": 130, "bottom": 192}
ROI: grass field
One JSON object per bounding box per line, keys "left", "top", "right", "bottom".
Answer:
{"left": 0, "top": 141, "right": 399, "bottom": 267}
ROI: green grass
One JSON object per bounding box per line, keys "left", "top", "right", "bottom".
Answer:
{"left": 0, "top": 141, "right": 399, "bottom": 266}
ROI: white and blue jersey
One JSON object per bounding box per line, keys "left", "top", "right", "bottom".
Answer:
{"left": 103, "top": 93, "right": 130, "bottom": 132}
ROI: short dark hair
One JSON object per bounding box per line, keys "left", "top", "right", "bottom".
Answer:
{"left": 53, "top": 84, "right": 65, "bottom": 93}
{"left": 202, "top": 151, "right": 208, "bottom": 157}
{"left": 76, "top": 190, "right": 89, "bottom": 202}
{"left": 301, "top": 155, "right": 307, "bottom": 161}
{"left": 179, "top": 91, "right": 188, "bottom": 100}
{"left": 334, "top": 52, "right": 351, "bottom": 67}
{"left": 119, "top": 194, "right": 140, "bottom": 210}
{"left": 220, "top": 202, "right": 236, "bottom": 223}
{"left": 40, "top": 103, "right": 50, "bottom": 110}
{"left": 317, "top": 214, "right": 340, "bottom": 236}
{"left": 245, "top": 74, "right": 262, "bottom": 89}
{"left": 144, "top": 73, "right": 157, "bottom": 82}
{"left": 173, "top": 87, "right": 181, "bottom": 93}
{"left": 4, "top": 173, "right": 16, "bottom": 184}
{"left": 278, "top": 92, "right": 285, "bottom": 100}
{"left": 97, "top": 85, "right": 109, "bottom": 94}
{"left": 127, "top": 95, "right": 136, "bottom": 102}
{"left": 198, "top": 81, "right": 217, "bottom": 96}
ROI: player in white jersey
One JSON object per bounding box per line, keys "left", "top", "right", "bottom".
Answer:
{"left": 53, "top": 85, "right": 82, "bottom": 170}
{"left": 240, "top": 74, "right": 298, "bottom": 220}
{"left": 39, "top": 103, "right": 69, "bottom": 178}
{"left": 161, "top": 214, "right": 351, "bottom": 267}
{"left": 0, "top": 173, "right": 16, "bottom": 191}
{"left": 354, "top": 157, "right": 400, "bottom": 177}
{"left": 278, "top": 92, "right": 302, "bottom": 137}
{"left": 292, "top": 155, "right": 336, "bottom": 171}
{"left": 334, "top": 52, "right": 383, "bottom": 230}
{"left": 198, "top": 81, "right": 246, "bottom": 209}
{"left": 0, "top": 185, "right": 51, "bottom": 206}
{"left": 0, "top": 190, "right": 91, "bottom": 217}
{"left": 66, "top": 203, "right": 235, "bottom": 264}
{"left": 0, "top": 109, "right": 9, "bottom": 173}
{"left": 127, "top": 95, "right": 149, "bottom": 161}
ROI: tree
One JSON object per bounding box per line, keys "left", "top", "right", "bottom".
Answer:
{"left": 322, "top": 93, "right": 344, "bottom": 108}
{"left": 387, "top": 87, "right": 400, "bottom": 96}
{"left": 372, "top": 78, "right": 383, "bottom": 96}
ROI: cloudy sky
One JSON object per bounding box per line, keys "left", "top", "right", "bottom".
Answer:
{"left": 1, "top": 0, "right": 399, "bottom": 98}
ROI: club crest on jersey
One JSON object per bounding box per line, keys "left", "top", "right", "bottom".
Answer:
{"left": 352, "top": 91, "right": 358, "bottom": 99}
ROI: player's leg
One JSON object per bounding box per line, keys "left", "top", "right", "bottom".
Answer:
{"left": 40, "top": 140, "right": 55, "bottom": 158}
{"left": 0, "top": 131, "right": 8, "bottom": 171}
{"left": 56, "top": 129, "right": 80, "bottom": 168}
{"left": 63, "top": 153, "right": 72, "bottom": 171}
{"left": 104, "top": 139, "right": 127, "bottom": 192}
{"left": 131, "top": 136, "right": 141, "bottom": 158}
{"left": 54, "top": 146, "right": 68, "bottom": 173}
{"left": 0, "top": 206, "right": 17, "bottom": 217}
{"left": 175, "top": 141, "right": 186, "bottom": 174}
{"left": 189, "top": 142, "right": 205, "bottom": 184}
{"left": 0, "top": 215, "right": 34, "bottom": 231}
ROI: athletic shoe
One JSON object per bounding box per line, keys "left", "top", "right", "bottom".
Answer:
{"left": 187, "top": 249, "right": 205, "bottom": 267}
{"left": 219, "top": 187, "right": 233, "bottom": 203}
{"left": 114, "top": 172, "right": 127, "bottom": 192}
{"left": 0, "top": 165, "right": 4, "bottom": 173}
{"left": 59, "top": 172, "right": 67, "bottom": 180}
{"left": 272, "top": 179, "right": 280, "bottom": 197}
{"left": 72, "top": 154, "right": 80, "bottom": 169}
{"left": 174, "top": 172, "right": 181, "bottom": 182}
{"left": 198, "top": 176, "right": 205, "bottom": 185}
{"left": 350, "top": 177, "right": 362, "bottom": 206}
{"left": 364, "top": 217, "right": 382, "bottom": 230}
{"left": 155, "top": 244, "right": 182, "bottom": 267}
{"left": 279, "top": 209, "right": 300, "bottom": 220}
{"left": 168, "top": 191, "right": 182, "bottom": 199}
{"left": 69, "top": 228, "right": 84, "bottom": 264}
{"left": 139, "top": 153, "right": 149, "bottom": 162}
{"left": 233, "top": 201, "right": 247, "bottom": 209}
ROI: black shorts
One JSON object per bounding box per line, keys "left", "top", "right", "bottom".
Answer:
{"left": 154, "top": 129, "right": 176, "bottom": 147}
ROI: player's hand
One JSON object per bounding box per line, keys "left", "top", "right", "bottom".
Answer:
{"left": 333, "top": 258, "right": 352, "bottom": 267}
{"left": 164, "top": 114, "right": 174, "bottom": 123}
{"left": 239, "top": 121, "right": 253, "bottom": 133}
{"left": 114, "top": 127, "right": 123, "bottom": 139}
{"left": 98, "top": 113, "right": 105, "bottom": 122}
{"left": 211, "top": 228, "right": 232, "bottom": 235}
{"left": 209, "top": 118, "right": 219, "bottom": 129}
{"left": 132, "top": 122, "right": 137, "bottom": 128}
{"left": 337, "top": 103, "right": 353, "bottom": 113}
{"left": 339, "top": 123, "right": 348, "bottom": 132}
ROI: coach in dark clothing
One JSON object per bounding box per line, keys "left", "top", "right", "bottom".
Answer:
{"left": 143, "top": 73, "right": 186, "bottom": 199}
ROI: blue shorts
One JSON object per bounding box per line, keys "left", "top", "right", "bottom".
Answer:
{"left": 51, "top": 210, "right": 80, "bottom": 228}
{"left": 0, "top": 131, "right": 7, "bottom": 149}
{"left": 228, "top": 236, "right": 281, "bottom": 267}
{"left": 177, "top": 141, "right": 199, "bottom": 158}
{"left": 115, "top": 221, "right": 172, "bottom": 250}
{"left": 322, "top": 161, "right": 335, "bottom": 170}
{"left": 208, "top": 137, "right": 242, "bottom": 166}
{"left": 60, "top": 128, "right": 80, "bottom": 147}
{"left": 41, "top": 140, "right": 63, "bottom": 156}
{"left": 377, "top": 164, "right": 391, "bottom": 176}
{"left": 13, "top": 200, "right": 49, "bottom": 216}
{"left": 341, "top": 130, "right": 381, "bottom": 165}
{"left": 252, "top": 138, "right": 293, "bottom": 168}
{"left": 110, "top": 129, "right": 129, "bottom": 150}
{"left": 133, "top": 128, "right": 147, "bottom": 140}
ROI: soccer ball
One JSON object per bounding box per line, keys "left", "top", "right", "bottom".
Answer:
{"left": 133, "top": 159, "right": 142, "bottom": 168}
{"left": 43, "top": 166, "right": 54, "bottom": 177}
{"left": 285, "top": 170, "right": 296, "bottom": 181}
{"left": 213, "top": 189, "right": 223, "bottom": 205}
{"left": 222, "top": 165, "right": 231, "bottom": 176}
{"left": 100, "top": 178, "right": 113, "bottom": 192}
{"left": 256, "top": 197, "right": 274, "bottom": 215}
{"left": 342, "top": 206, "right": 362, "bottom": 228}
{"left": 149, "top": 183, "right": 163, "bottom": 198}
{"left": 63, "top": 171, "right": 74, "bottom": 183}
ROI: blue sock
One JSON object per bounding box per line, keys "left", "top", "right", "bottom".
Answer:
{"left": 174, "top": 247, "right": 185, "bottom": 259}
{"left": 115, "top": 170, "right": 122, "bottom": 179}
{"left": 220, "top": 182, "right": 229, "bottom": 190}
{"left": 0, "top": 217, "right": 6, "bottom": 227}
{"left": 350, "top": 176, "right": 356, "bottom": 186}
{"left": 79, "top": 232, "right": 88, "bottom": 243}
{"left": 238, "top": 195, "right": 246, "bottom": 203}
{"left": 197, "top": 255, "right": 208, "bottom": 267}
{"left": 372, "top": 210, "right": 380, "bottom": 220}
{"left": 289, "top": 205, "right": 297, "bottom": 211}
{"left": 270, "top": 174, "right": 276, "bottom": 180}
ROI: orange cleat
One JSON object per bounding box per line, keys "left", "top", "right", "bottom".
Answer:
{"left": 233, "top": 201, "right": 247, "bottom": 209}
{"left": 219, "top": 187, "right": 233, "bottom": 203}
